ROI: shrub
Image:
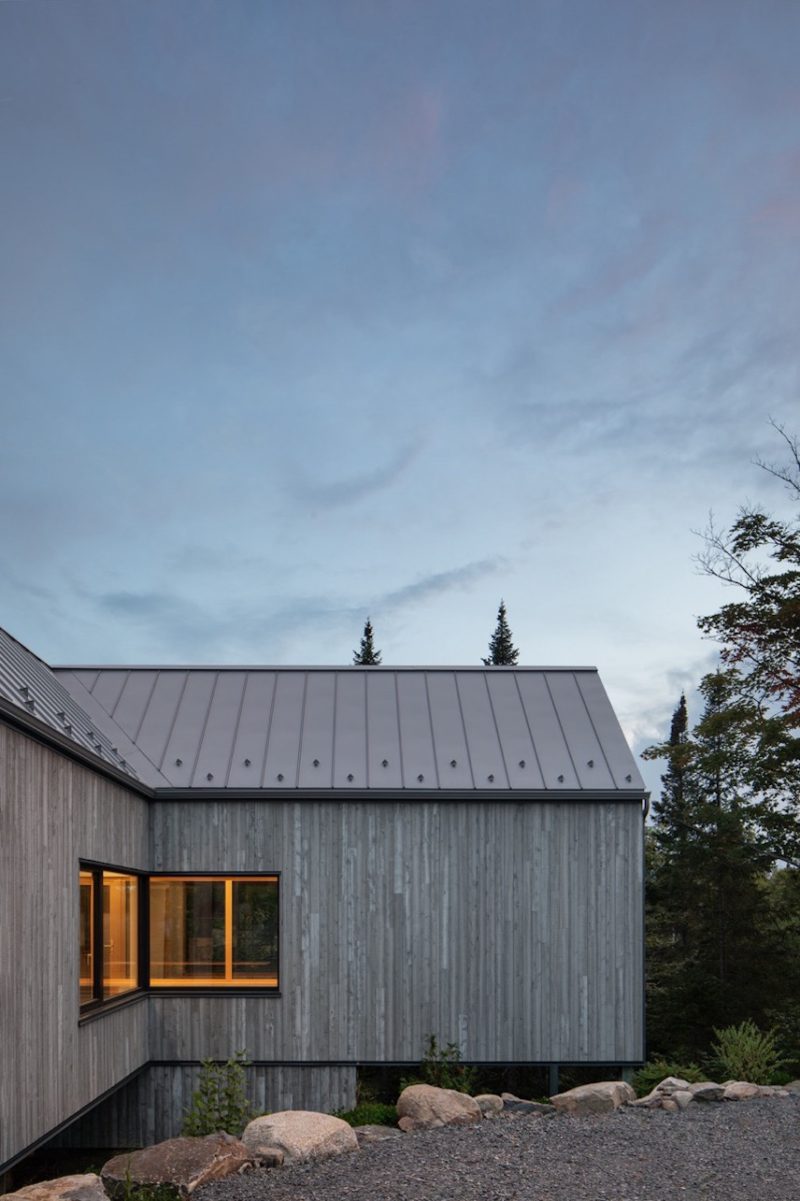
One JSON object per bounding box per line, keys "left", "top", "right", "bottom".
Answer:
{"left": 400, "top": 1034, "right": 477, "bottom": 1095}
{"left": 632, "top": 1059, "right": 706, "bottom": 1097}
{"left": 333, "top": 1101, "right": 398, "bottom": 1127}
{"left": 182, "top": 1050, "right": 255, "bottom": 1137}
{"left": 710, "top": 1021, "right": 785, "bottom": 1085}
{"left": 764, "top": 1003, "right": 800, "bottom": 1078}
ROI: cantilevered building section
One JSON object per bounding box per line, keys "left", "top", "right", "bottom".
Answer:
{"left": 1, "top": 627, "right": 645, "bottom": 1175}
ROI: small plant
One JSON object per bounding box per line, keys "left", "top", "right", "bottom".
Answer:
{"left": 182, "top": 1050, "right": 254, "bottom": 1137}
{"left": 333, "top": 1101, "right": 398, "bottom": 1127}
{"left": 710, "top": 1021, "right": 785, "bottom": 1085}
{"left": 401, "top": 1034, "right": 477, "bottom": 1095}
{"left": 632, "top": 1059, "right": 706, "bottom": 1097}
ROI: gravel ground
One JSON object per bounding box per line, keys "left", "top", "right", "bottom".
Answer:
{"left": 198, "top": 1097, "right": 800, "bottom": 1201}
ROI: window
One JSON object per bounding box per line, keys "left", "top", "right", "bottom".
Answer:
{"left": 79, "top": 865, "right": 141, "bottom": 1007}
{"left": 149, "top": 875, "right": 278, "bottom": 989}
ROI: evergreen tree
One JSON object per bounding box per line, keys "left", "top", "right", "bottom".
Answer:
{"left": 643, "top": 674, "right": 783, "bottom": 1058}
{"left": 353, "top": 618, "right": 382, "bottom": 665}
{"left": 482, "top": 600, "right": 519, "bottom": 666}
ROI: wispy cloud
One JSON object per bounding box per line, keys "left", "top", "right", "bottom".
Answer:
{"left": 288, "top": 439, "right": 422, "bottom": 508}
{"left": 380, "top": 557, "right": 504, "bottom": 610}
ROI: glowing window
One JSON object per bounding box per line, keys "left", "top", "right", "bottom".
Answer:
{"left": 149, "top": 875, "right": 278, "bottom": 989}
{"left": 79, "top": 866, "right": 140, "bottom": 1007}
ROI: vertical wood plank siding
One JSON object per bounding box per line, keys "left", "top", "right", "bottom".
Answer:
{"left": 150, "top": 798, "right": 644, "bottom": 1064}
{"left": 0, "top": 725, "right": 149, "bottom": 1168}
{"left": 52, "top": 1065, "right": 357, "bottom": 1148}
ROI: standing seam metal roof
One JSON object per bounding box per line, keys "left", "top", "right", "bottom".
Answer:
{"left": 53, "top": 664, "right": 645, "bottom": 794}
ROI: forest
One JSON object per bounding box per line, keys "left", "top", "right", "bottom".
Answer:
{"left": 642, "top": 425, "right": 800, "bottom": 1080}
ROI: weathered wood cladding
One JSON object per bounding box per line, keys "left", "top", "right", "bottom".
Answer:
{"left": 0, "top": 724, "right": 150, "bottom": 1169}
{"left": 51, "top": 1064, "right": 356, "bottom": 1148}
{"left": 150, "top": 798, "right": 644, "bottom": 1065}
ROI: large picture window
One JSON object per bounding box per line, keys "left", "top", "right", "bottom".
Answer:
{"left": 79, "top": 865, "right": 141, "bottom": 1007}
{"left": 149, "top": 875, "right": 278, "bottom": 989}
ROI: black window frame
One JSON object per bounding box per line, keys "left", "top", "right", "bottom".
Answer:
{"left": 147, "top": 870, "right": 281, "bottom": 996}
{"left": 78, "top": 859, "right": 148, "bottom": 1015}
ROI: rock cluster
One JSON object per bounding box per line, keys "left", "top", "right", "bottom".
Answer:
{"left": 6, "top": 1076, "right": 798, "bottom": 1201}
{"left": 630, "top": 1075, "right": 791, "bottom": 1112}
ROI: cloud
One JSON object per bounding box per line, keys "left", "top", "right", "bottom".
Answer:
{"left": 287, "top": 438, "right": 422, "bottom": 508}
{"left": 380, "top": 557, "right": 504, "bottom": 611}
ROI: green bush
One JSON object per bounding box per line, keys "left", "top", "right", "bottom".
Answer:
{"left": 400, "top": 1034, "right": 477, "bottom": 1095}
{"left": 334, "top": 1101, "right": 398, "bottom": 1127}
{"left": 710, "top": 1021, "right": 785, "bottom": 1085}
{"left": 182, "top": 1050, "right": 255, "bottom": 1137}
{"left": 632, "top": 1059, "right": 706, "bottom": 1097}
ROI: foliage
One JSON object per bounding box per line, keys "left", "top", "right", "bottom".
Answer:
{"left": 401, "top": 1034, "right": 477, "bottom": 1094}
{"left": 710, "top": 1020, "right": 785, "bottom": 1085}
{"left": 182, "top": 1050, "right": 254, "bottom": 1137}
{"left": 353, "top": 618, "right": 382, "bottom": 665}
{"left": 333, "top": 1101, "right": 398, "bottom": 1127}
{"left": 643, "top": 676, "right": 786, "bottom": 1056}
{"left": 696, "top": 422, "right": 800, "bottom": 862}
{"left": 119, "top": 1167, "right": 179, "bottom": 1201}
{"left": 631, "top": 1059, "right": 706, "bottom": 1097}
{"left": 482, "top": 600, "right": 519, "bottom": 666}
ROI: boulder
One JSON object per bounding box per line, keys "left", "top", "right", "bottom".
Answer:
{"left": 501, "top": 1093, "right": 554, "bottom": 1116}
{"left": 3, "top": 1176, "right": 107, "bottom": 1201}
{"left": 687, "top": 1082, "right": 725, "bottom": 1102}
{"left": 353, "top": 1124, "right": 404, "bottom": 1146}
{"left": 723, "top": 1081, "right": 761, "bottom": 1102}
{"left": 396, "top": 1084, "right": 482, "bottom": 1131}
{"left": 550, "top": 1080, "right": 636, "bottom": 1116}
{"left": 474, "top": 1093, "right": 504, "bottom": 1117}
{"left": 661, "top": 1097, "right": 679, "bottom": 1112}
{"left": 102, "top": 1134, "right": 252, "bottom": 1199}
{"left": 671, "top": 1090, "right": 694, "bottom": 1110}
{"left": 757, "top": 1085, "right": 790, "bottom": 1097}
{"left": 242, "top": 1111, "right": 357, "bottom": 1164}
{"left": 785, "top": 1079, "right": 800, "bottom": 1094}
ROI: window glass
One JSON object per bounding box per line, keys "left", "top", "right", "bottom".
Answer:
{"left": 232, "top": 879, "right": 279, "bottom": 980}
{"left": 150, "top": 876, "right": 278, "bottom": 988}
{"left": 103, "top": 873, "right": 139, "bottom": 999}
{"left": 79, "top": 870, "right": 94, "bottom": 1005}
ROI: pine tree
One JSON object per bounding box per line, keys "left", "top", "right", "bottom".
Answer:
{"left": 643, "top": 675, "right": 782, "bottom": 1058}
{"left": 353, "top": 618, "right": 382, "bottom": 665}
{"left": 482, "top": 600, "right": 519, "bottom": 666}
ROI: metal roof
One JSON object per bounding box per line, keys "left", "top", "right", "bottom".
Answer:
{"left": 0, "top": 628, "right": 139, "bottom": 779}
{"left": 53, "top": 664, "right": 644, "bottom": 794}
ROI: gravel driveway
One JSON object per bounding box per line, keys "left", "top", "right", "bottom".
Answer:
{"left": 198, "top": 1096, "right": 800, "bottom": 1201}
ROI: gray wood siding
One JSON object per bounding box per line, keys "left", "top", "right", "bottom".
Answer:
{"left": 150, "top": 799, "right": 644, "bottom": 1065}
{"left": 0, "top": 724, "right": 150, "bottom": 1168}
{"left": 52, "top": 1065, "right": 357, "bottom": 1148}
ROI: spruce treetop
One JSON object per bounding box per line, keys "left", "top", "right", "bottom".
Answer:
{"left": 482, "top": 600, "right": 520, "bottom": 666}
{"left": 353, "top": 618, "right": 382, "bottom": 665}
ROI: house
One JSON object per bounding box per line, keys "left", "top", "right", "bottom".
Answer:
{"left": 0, "top": 624, "right": 646, "bottom": 1176}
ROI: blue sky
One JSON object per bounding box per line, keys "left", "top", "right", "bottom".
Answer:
{"left": 2, "top": 0, "right": 799, "bottom": 790}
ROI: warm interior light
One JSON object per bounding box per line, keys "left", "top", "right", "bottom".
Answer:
{"left": 149, "top": 875, "right": 278, "bottom": 988}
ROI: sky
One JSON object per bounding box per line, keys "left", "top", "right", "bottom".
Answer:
{"left": 2, "top": 0, "right": 799, "bottom": 794}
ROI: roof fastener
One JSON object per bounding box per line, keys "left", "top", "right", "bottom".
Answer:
{"left": 587, "top": 759, "right": 594, "bottom": 767}
{"left": 175, "top": 758, "right": 183, "bottom": 767}
{"left": 626, "top": 773, "right": 632, "bottom": 782}
{"left": 313, "top": 758, "right": 319, "bottom": 767}
{"left": 347, "top": 773, "right": 354, "bottom": 782}
{"left": 557, "top": 773, "right": 564, "bottom": 783}
{"left": 244, "top": 758, "right": 251, "bottom": 767}
{"left": 206, "top": 773, "right": 213, "bottom": 781}
{"left": 277, "top": 772, "right": 284, "bottom": 781}
{"left": 450, "top": 759, "right": 457, "bottom": 767}
{"left": 487, "top": 773, "right": 494, "bottom": 782}
{"left": 417, "top": 773, "right": 424, "bottom": 782}
{"left": 519, "top": 759, "right": 526, "bottom": 768}
{"left": 382, "top": 759, "right": 389, "bottom": 767}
